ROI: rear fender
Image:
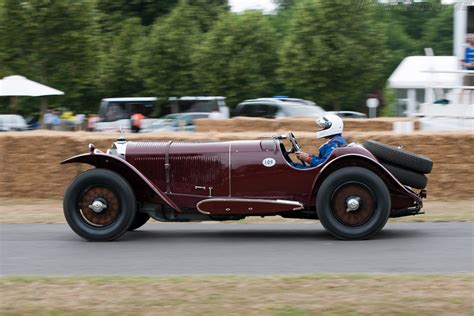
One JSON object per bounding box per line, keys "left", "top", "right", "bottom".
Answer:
{"left": 312, "top": 154, "right": 421, "bottom": 212}
{"left": 62, "top": 153, "right": 181, "bottom": 212}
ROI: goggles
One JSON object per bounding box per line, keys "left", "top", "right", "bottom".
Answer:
{"left": 316, "top": 117, "right": 332, "bottom": 130}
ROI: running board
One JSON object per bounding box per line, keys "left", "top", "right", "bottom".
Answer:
{"left": 196, "top": 198, "right": 304, "bottom": 215}
{"left": 390, "top": 207, "right": 424, "bottom": 218}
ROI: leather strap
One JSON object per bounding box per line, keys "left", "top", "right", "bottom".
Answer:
{"left": 164, "top": 141, "right": 173, "bottom": 193}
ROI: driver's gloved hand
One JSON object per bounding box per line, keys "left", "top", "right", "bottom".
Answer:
{"left": 296, "top": 151, "right": 310, "bottom": 162}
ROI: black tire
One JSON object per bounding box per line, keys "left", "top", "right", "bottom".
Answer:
{"left": 128, "top": 212, "right": 150, "bottom": 231}
{"left": 316, "top": 167, "right": 390, "bottom": 240}
{"left": 63, "top": 169, "right": 136, "bottom": 241}
{"left": 363, "top": 140, "right": 433, "bottom": 174}
{"left": 382, "top": 162, "right": 428, "bottom": 189}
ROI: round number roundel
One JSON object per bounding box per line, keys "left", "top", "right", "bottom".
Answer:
{"left": 262, "top": 158, "right": 276, "bottom": 167}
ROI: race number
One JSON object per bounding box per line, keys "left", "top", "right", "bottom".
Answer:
{"left": 262, "top": 158, "right": 276, "bottom": 167}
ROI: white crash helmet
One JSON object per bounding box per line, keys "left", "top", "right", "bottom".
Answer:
{"left": 315, "top": 114, "right": 343, "bottom": 139}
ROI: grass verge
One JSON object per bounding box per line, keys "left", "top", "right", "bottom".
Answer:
{"left": 1, "top": 274, "right": 473, "bottom": 316}
{"left": 0, "top": 198, "right": 472, "bottom": 224}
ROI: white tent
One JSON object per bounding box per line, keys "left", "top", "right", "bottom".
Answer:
{"left": 0, "top": 75, "right": 64, "bottom": 112}
{"left": 388, "top": 56, "right": 460, "bottom": 117}
{"left": 0, "top": 75, "right": 64, "bottom": 97}
{"left": 388, "top": 56, "right": 458, "bottom": 89}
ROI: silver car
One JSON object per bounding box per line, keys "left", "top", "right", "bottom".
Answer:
{"left": 234, "top": 97, "right": 326, "bottom": 118}
{"left": 143, "top": 112, "right": 211, "bottom": 133}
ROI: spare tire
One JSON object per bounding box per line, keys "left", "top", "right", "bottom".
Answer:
{"left": 363, "top": 140, "right": 433, "bottom": 174}
{"left": 382, "top": 162, "right": 428, "bottom": 189}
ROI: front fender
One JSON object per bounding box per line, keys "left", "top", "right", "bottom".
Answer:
{"left": 312, "top": 154, "right": 421, "bottom": 211}
{"left": 62, "top": 153, "right": 181, "bottom": 212}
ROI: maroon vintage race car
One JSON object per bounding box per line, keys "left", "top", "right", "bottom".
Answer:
{"left": 62, "top": 132, "right": 432, "bottom": 241}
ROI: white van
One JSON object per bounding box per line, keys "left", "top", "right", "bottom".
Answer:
{"left": 0, "top": 114, "right": 28, "bottom": 131}
{"left": 93, "top": 96, "right": 228, "bottom": 133}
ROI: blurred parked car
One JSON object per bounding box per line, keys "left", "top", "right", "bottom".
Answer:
{"left": 327, "top": 111, "right": 367, "bottom": 119}
{"left": 0, "top": 114, "right": 28, "bottom": 131}
{"left": 93, "top": 96, "right": 228, "bottom": 132}
{"left": 142, "top": 112, "right": 211, "bottom": 133}
{"left": 234, "top": 97, "right": 326, "bottom": 118}
{"left": 94, "top": 97, "right": 157, "bottom": 132}
{"left": 171, "top": 96, "right": 229, "bottom": 118}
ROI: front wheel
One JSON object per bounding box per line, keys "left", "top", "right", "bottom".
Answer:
{"left": 128, "top": 213, "right": 150, "bottom": 231}
{"left": 316, "top": 167, "right": 390, "bottom": 240}
{"left": 63, "top": 169, "right": 136, "bottom": 241}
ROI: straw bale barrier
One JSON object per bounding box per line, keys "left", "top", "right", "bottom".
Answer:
{"left": 0, "top": 130, "right": 472, "bottom": 200}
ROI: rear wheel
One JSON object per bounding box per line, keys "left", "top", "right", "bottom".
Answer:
{"left": 316, "top": 167, "right": 390, "bottom": 240}
{"left": 63, "top": 169, "right": 136, "bottom": 241}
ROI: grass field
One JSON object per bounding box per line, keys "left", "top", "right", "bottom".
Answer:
{"left": 1, "top": 274, "right": 472, "bottom": 316}
{"left": 0, "top": 198, "right": 472, "bottom": 224}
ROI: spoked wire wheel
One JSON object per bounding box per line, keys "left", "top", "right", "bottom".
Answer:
{"left": 78, "top": 186, "right": 120, "bottom": 227}
{"left": 64, "top": 169, "right": 136, "bottom": 241}
{"left": 316, "top": 167, "right": 390, "bottom": 240}
{"left": 330, "top": 182, "right": 376, "bottom": 227}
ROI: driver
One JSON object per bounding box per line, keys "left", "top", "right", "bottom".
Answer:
{"left": 293, "top": 114, "right": 347, "bottom": 168}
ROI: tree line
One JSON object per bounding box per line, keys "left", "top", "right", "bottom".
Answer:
{"left": 0, "top": 0, "right": 453, "bottom": 115}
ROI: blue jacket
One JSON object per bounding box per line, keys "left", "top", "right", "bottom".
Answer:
{"left": 293, "top": 134, "right": 347, "bottom": 169}
{"left": 465, "top": 47, "right": 474, "bottom": 70}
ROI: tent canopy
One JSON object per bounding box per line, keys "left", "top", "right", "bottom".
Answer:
{"left": 0, "top": 75, "right": 64, "bottom": 97}
{"left": 388, "top": 56, "right": 459, "bottom": 89}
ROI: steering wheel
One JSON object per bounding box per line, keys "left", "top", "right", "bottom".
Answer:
{"left": 288, "top": 132, "right": 307, "bottom": 166}
{"left": 288, "top": 131, "right": 300, "bottom": 153}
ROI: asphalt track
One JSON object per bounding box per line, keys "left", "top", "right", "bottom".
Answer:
{"left": 1, "top": 222, "right": 472, "bottom": 275}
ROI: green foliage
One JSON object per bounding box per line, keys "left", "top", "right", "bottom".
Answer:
{"left": 98, "top": 18, "right": 145, "bottom": 98}
{"left": 193, "top": 11, "right": 279, "bottom": 107}
{"left": 275, "top": 0, "right": 296, "bottom": 11}
{"left": 138, "top": 1, "right": 202, "bottom": 97}
{"left": 97, "top": 0, "right": 178, "bottom": 27}
{"left": 0, "top": 0, "right": 101, "bottom": 113}
{"left": 379, "top": 22, "right": 418, "bottom": 81}
{"left": 381, "top": 86, "right": 397, "bottom": 117}
{"left": 0, "top": 0, "right": 457, "bottom": 116}
{"left": 278, "top": 0, "right": 387, "bottom": 111}
{"left": 421, "top": 5, "right": 454, "bottom": 56}
{"left": 377, "top": 0, "right": 446, "bottom": 41}
{"left": 96, "top": 0, "right": 228, "bottom": 29}
{"left": 0, "top": 0, "right": 10, "bottom": 78}
{"left": 375, "top": 0, "right": 453, "bottom": 77}
{"left": 186, "top": 0, "right": 229, "bottom": 33}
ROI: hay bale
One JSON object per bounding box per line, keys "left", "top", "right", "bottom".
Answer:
{"left": 1, "top": 130, "right": 472, "bottom": 200}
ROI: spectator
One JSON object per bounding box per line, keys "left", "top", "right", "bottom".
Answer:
{"left": 87, "top": 114, "right": 100, "bottom": 132}
{"left": 131, "top": 113, "right": 145, "bottom": 133}
{"left": 75, "top": 114, "right": 85, "bottom": 131}
{"left": 43, "top": 109, "right": 53, "bottom": 130}
{"left": 51, "top": 111, "right": 61, "bottom": 130}
{"left": 461, "top": 34, "right": 474, "bottom": 104}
